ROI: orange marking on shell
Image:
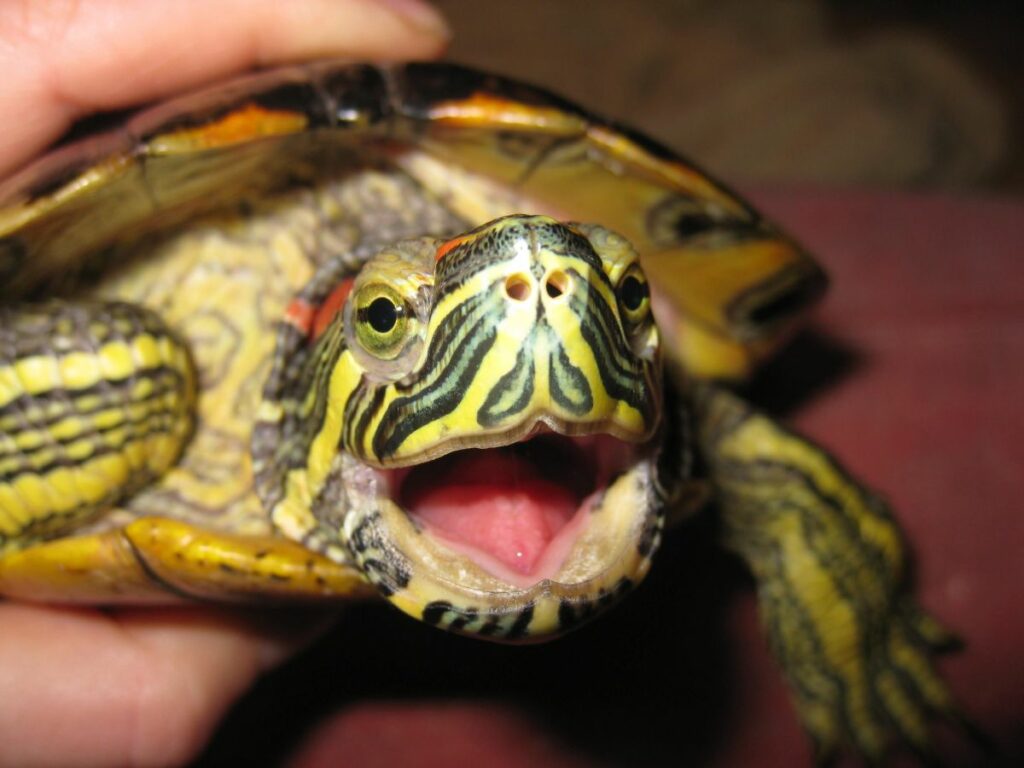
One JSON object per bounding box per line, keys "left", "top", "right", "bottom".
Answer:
{"left": 426, "top": 93, "right": 582, "bottom": 132}
{"left": 312, "top": 278, "right": 355, "bottom": 341}
{"left": 149, "top": 104, "right": 308, "bottom": 153}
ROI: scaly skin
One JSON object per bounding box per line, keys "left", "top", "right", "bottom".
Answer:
{"left": 688, "top": 382, "right": 973, "bottom": 762}
{"left": 253, "top": 216, "right": 673, "bottom": 639}
{"left": 0, "top": 60, "right": 973, "bottom": 764}
{"left": 0, "top": 301, "right": 195, "bottom": 549}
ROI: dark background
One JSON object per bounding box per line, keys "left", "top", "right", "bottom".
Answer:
{"left": 434, "top": 0, "right": 1023, "bottom": 192}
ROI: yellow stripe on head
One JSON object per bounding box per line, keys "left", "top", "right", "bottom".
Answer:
{"left": 329, "top": 215, "right": 661, "bottom": 467}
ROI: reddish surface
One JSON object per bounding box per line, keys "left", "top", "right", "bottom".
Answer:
{"left": 312, "top": 278, "right": 355, "bottom": 341}
{"left": 200, "top": 191, "right": 1024, "bottom": 767}
{"left": 290, "top": 703, "right": 592, "bottom": 768}
{"left": 404, "top": 449, "right": 578, "bottom": 576}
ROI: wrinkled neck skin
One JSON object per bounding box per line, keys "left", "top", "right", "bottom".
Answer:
{"left": 265, "top": 216, "right": 684, "bottom": 641}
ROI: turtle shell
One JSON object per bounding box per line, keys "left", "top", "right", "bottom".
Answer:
{"left": 0, "top": 61, "right": 824, "bottom": 602}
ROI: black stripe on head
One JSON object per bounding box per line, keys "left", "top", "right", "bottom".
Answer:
{"left": 344, "top": 378, "right": 386, "bottom": 454}
{"left": 570, "top": 271, "right": 653, "bottom": 419}
{"left": 535, "top": 223, "right": 605, "bottom": 272}
{"left": 547, "top": 326, "right": 594, "bottom": 416}
{"left": 477, "top": 333, "right": 537, "bottom": 427}
{"left": 434, "top": 224, "right": 519, "bottom": 290}
{"left": 371, "top": 290, "right": 500, "bottom": 460}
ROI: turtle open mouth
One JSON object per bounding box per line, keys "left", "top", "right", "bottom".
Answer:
{"left": 383, "top": 433, "right": 640, "bottom": 587}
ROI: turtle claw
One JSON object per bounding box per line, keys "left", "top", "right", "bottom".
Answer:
{"left": 760, "top": 597, "right": 959, "bottom": 765}
{"left": 904, "top": 601, "right": 963, "bottom": 653}
{"left": 807, "top": 599, "right": 959, "bottom": 764}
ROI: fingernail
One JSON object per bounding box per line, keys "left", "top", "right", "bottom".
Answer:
{"left": 375, "top": 0, "right": 450, "bottom": 38}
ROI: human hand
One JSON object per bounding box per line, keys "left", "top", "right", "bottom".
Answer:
{"left": 0, "top": 0, "right": 448, "bottom": 179}
{"left": 0, "top": 1, "right": 447, "bottom": 765}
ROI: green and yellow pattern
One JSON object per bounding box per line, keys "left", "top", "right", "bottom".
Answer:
{"left": 0, "top": 301, "right": 195, "bottom": 549}
{"left": 0, "top": 60, "right": 971, "bottom": 763}
{"left": 253, "top": 216, "right": 669, "bottom": 638}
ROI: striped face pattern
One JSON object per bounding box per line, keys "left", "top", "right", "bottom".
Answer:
{"left": 256, "top": 216, "right": 676, "bottom": 639}
{"left": 344, "top": 216, "right": 661, "bottom": 465}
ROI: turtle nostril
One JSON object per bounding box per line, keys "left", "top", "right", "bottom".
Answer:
{"left": 505, "top": 274, "right": 532, "bottom": 301}
{"left": 544, "top": 270, "right": 571, "bottom": 299}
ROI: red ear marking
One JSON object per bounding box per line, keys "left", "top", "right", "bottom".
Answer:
{"left": 284, "top": 299, "right": 315, "bottom": 335}
{"left": 435, "top": 235, "right": 470, "bottom": 263}
{"left": 312, "top": 277, "right": 355, "bottom": 341}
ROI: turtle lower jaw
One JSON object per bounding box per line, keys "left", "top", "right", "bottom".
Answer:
{"left": 338, "top": 430, "right": 662, "bottom": 639}
{"left": 387, "top": 432, "right": 637, "bottom": 587}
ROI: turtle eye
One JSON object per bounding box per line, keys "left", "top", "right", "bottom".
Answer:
{"left": 367, "top": 296, "right": 398, "bottom": 333}
{"left": 616, "top": 265, "right": 650, "bottom": 327}
{"left": 354, "top": 285, "right": 411, "bottom": 359}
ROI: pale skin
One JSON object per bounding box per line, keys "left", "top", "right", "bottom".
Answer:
{"left": 0, "top": 1, "right": 448, "bottom": 765}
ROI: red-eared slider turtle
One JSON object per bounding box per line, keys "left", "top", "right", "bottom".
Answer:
{"left": 0, "top": 62, "right": 971, "bottom": 763}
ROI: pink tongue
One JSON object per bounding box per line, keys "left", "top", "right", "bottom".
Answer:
{"left": 403, "top": 450, "right": 578, "bottom": 576}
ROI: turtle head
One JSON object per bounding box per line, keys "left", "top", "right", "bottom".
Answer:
{"left": 341, "top": 215, "right": 661, "bottom": 462}
{"left": 269, "top": 215, "right": 678, "bottom": 640}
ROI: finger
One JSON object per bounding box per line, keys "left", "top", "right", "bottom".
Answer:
{"left": 0, "top": 602, "right": 335, "bottom": 766}
{"left": 0, "top": 0, "right": 449, "bottom": 176}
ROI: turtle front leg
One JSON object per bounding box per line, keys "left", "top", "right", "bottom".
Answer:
{"left": 687, "top": 382, "right": 973, "bottom": 763}
{"left": 0, "top": 301, "right": 196, "bottom": 551}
